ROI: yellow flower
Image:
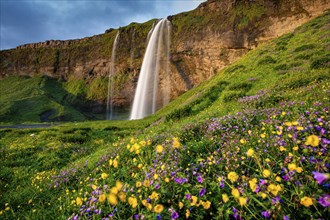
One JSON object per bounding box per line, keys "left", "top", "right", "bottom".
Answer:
{"left": 179, "top": 201, "right": 184, "bottom": 209}
{"left": 108, "top": 193, "right": 118, "bottom": 206}
{"left": 118, "top": 192, "right": 126, "bottom": 202}
{"left": 293, "top": 146, "right": 299, "bottom": 151}
{"left": 276, "top": 176, "right": 282, "bottom": 182}
{"left": 165, "top": 177, "right": 170, "bottom": 183}
{"left": 297, "top": 126, "right": 304, "bottom": 131}
{"left": 238, "top": 197, "right": 247, "bottom": 206}
{"left": 116, "top": 181, "right": 123, "bottom": 190}
{"left": 288, "top": 163, "right": 297, "bottom": 171}
{"left": 92, "top": 185, "right": 98, "bottom": 190}
{"left": 300, "top": 196, "right": 313, "bottom": 207}
{"left": 249, "top": 178, "right": 258, "bottom": 191}
{"left": 143, "top": 180, "right": 150, "bottom": 187}
{"left": 113, "top": 160, "right": 118, "bottom": 168}
{"left": 128, "top": 197, "right": 138, "bottom": 208}
{"left": 101, "top": 173, "right": 108, "bottom": 179}
{"left": 110, "top": 187, "right": 119, "bottom": 195}
{"left": 138, "top": 164, "right": 143, "bottom": 169}
{"left": 136, "top": 181, "right": 142, "bottom": 188}
{"left": 156, "top": 145, "right": 164, "bottom": 153}
{"left": 262, "top": 169, "right": 271, "bottom": 178}
{"left": 186, "top": 209, "right": 190, "bottom": 218}
{"left": 247, "top": 148, "right": 254, "bottom": 157}
{"left": 296, "top": 167, "right": 303, "bottom": 173}
{"left": 305, "top": 135, "right": 319, "bottom": 147}
{"left": 228, "top": 171, "right": 239, "bottom": 183}
{"left": 173, "top": 137, "right": 181, "bottom": 148}
{"left": 191, "top": 196, "right": 198, "bottom": 206}
{"left": 267, "top": 184, "right": 281, "bottom": 196}
{"left": 222, "top": 194, "right": 229, "bottom": 203}
{"left": 201, "top": 200, "right": 211, "bottom": 209}
{"left": 284, "top": 122, "right": 292, "bottom": 126}
{"left": 259, "top": 192, "right": 267, "bottom": 199}
{"left": 146, "top": 203, "right": 153, "bottom": 211}
{"left": 154, "top": 174, "right": 159, "bottom": 180}
{"left": 240, "top": 139, "right": 246, "bottom": 144}
{"left": 150, "top": 191, "right": 159, "bottom": 201}
{"left": 76, "top": 197, "right": 83, "bottom": 206}
{"left": 260, "top": 133, "right": 266, "bottom": 138}
{"left": 279, "top": 146, "right": 286, "bottom": 151}
{"left": 232, "top": 188, "right": 240, "bottom": 198}
{"left": 99, "top": 194, "right": 106, "bottom": 203}
{"left": 109, "top": 159, "right": 113, "bottom": 166}
{"left": 154, "top": 204, "right": 164, "bottom": 213}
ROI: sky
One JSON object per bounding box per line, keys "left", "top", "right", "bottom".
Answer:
{"left": 0, "top": 0, "right": 205, "bottom": 50}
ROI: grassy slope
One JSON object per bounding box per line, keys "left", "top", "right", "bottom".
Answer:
{"left": 0, "top": 76, "right": 91, "bottom": 123}
{"left": 0, "top": 11, "right": 329, "bottom": 219}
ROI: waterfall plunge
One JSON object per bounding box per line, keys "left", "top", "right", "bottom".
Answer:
{"left": 130, "top": 19, "right": 171, "bottom": 120}
{"left": 106, "top": 31, "right": 120, "bottom": 120}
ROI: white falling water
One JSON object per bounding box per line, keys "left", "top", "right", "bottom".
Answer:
{"left": 130, "top": 18, "right": 171, "bottom": 120}
{"left": 146, "top": 22, "right": 155, "bottom": 45}
{"left": 106, "top": 31, "right": 120, "bottom": 120}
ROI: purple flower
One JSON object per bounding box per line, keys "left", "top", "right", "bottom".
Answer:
{"left": 72, "top": 216, "right": 78, "bottom": 220}
{"left": 262, "top": 210, "right": 270, "bottom": 218}
{"left": 157, "top": 214, "right": 162, "bottom": 220}
{"left": 260, "top": 179, "right": 267, "bottom": 185}
{"left": 312, "top": 172, "right": 329, "bottom": 184}
{"left": 271, "top": 196, "right": 281, "bottom": 205}
{"left": 219, "top": 176, "right": 225, "bottom": 188}
{"left": 185, "top": 194, "right": 191, "bottom": 200}
{"left": 233, "top": 207, "right": 238, "bottom": 219}
{"left": 318, "top": 194, "right": 330, "bottom": 207}
{"left": 197, "top": 175, "right": 204, "bottom": 183}
{"left": 174, "top": 178, "right": 183, "bottom": 184}
{"left": 199, "top": 188, "right": 206, "bottom": 197}
{"left": 283, "top": 215, "right": 290, "bottom": 220}
{"left": 255, "top": 185, "right": 260, "bottom": 193}
{"left": 171, "top": 211, "right": 179, "bottom": 219}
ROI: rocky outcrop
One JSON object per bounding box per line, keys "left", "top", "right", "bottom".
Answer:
{"left": 1, "top": 0, "right": 329, "bottom": 113}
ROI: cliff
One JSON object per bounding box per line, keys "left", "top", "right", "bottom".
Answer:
{"left": 1, "top": 0, "right": 329, "bottom": 117}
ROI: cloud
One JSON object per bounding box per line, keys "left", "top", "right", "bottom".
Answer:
{"left": 0, "top": 0, "right": 205, "bottom": 50}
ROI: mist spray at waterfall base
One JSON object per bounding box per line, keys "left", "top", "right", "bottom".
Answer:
{"left": 130, "top": 18, "right": 171, "bottom": 120}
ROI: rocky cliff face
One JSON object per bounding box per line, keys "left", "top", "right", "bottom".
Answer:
{"left": 1, "top": 0, "right": 329, "bottom": 114}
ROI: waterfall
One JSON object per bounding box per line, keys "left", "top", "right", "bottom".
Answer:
{"left": 130, "top": 18, "right": 171, "bottom": 120}
{"left": 146, "top": 22, "right": 155, "bottom": 45}
{"left": 106, "top": 31, "right": 120, "bottom": 120}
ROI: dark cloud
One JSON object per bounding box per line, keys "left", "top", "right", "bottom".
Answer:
{"left": 0, "top": 0, "right": 204, "bottom": 50}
